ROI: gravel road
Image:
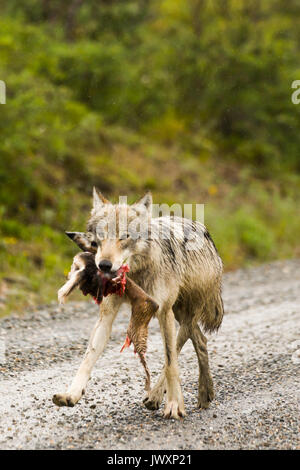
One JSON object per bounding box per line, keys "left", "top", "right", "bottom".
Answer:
{"left": 0, "top": 260, "right": 299, "bottom": 450}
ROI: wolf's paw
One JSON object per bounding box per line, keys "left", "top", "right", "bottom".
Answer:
{"left": 143, "top": 395, "right": 162, "bottom": 411}
{"left": 143, "top": 385, "right": 165, "bottom": 411}
{"left": 197, "top": 385, "right": 214, "bottom": 409}
{"left": 52, "top": 391, "right": 83, "bottom": 407}
{"left": 164, "top": 400, "right": 185, "bottom": 420}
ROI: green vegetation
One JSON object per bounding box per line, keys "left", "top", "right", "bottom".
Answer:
{"left": 0, "top": 0, "right": 300, "bottom": 315}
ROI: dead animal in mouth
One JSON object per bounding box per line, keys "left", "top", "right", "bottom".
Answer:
{"left": 58, "top": 252, "right": 158, "bottom": 391}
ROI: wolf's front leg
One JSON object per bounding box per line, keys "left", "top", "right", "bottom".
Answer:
{"left": 158, "top": 308, "right": 185, "bottom": 419}
{"left": 53, "top": 296, "right": 122, "bottom": 407}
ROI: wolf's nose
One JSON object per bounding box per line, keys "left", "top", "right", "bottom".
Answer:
{"left": 98, "top": 259, "right": 113, "bottom": 273}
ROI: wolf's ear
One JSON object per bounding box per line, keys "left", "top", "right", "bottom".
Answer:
{"left": 93, "top": 187, "right": 110, "bottom": 211}
{"left": 134, "top": 192, "right": 152, "bottom": 212}
{"left": 65, "top": 232, "right": 97, "bottom": 253}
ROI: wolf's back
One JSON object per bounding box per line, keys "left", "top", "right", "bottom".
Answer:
{"left": 150, "top": 216, "right": 224, "bottom": 331}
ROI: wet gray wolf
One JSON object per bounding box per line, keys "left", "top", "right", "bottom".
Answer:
{"left": 53, "top": 189, "right": 224, "bottom": 419}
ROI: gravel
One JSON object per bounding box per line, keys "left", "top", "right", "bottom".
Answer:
{"left": 0, "top": 259, "right": 299, "bottom": 450}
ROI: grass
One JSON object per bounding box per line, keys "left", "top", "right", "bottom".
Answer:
{"left": 1, "top": 133, "right": 300, "bottom": 317}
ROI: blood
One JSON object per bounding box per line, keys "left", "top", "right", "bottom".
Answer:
{"left": 120, "top": 334, "right": 132, "bottom": 352}
{"left": 93, "top": 264, "right": 129, "bottom": 304}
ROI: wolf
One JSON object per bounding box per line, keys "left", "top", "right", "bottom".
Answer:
{"left": 53, "top": 189, "right": 224, "bottom": 419}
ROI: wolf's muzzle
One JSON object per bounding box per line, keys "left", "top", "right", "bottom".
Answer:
{"left": 98, "top": 259, "right": 113, "bottom": 273}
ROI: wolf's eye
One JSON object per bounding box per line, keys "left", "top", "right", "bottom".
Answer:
{"left": 120, "top": 233, "right": 130, "bottom": 240}
{"left": 91, "top": 241, "right": 98, "bottom": 248}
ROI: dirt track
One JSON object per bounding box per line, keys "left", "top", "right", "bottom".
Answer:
{"left": 0, "top": 260, "right": 299, "bottom": 450}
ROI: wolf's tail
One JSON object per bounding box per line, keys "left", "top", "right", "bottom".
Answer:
{"left": 200, "top": 291, "right": 224, "bottom": 333}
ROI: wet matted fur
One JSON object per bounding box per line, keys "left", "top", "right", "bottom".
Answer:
{"left": 52, "top": 189, "right": 224, "bottom": 419}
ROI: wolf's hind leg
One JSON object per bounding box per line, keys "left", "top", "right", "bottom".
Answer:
{"left": 151, "top": 309, "right": 186, "bottom": 419}
{"left": 143, "top": 323, "right": 189, "bottom": 411}
{"left": 53, "top": 297, "right": 121, "bottom": 407}
{"left": 159, "top": 309, "right": 185, "bottom": 419}
{"left": 189, "top": 323, "right": 214, "bottom": 409}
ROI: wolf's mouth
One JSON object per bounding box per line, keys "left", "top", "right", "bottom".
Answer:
{"left": 98, "top": 270, "right": 118, "bottom": 280}
{"left": 96, "top": 265, "right": 129, "bottom": 298}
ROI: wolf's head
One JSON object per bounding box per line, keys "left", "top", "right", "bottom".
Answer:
{"left": 67, "top": 188, "right": 152, "bottom": 275}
